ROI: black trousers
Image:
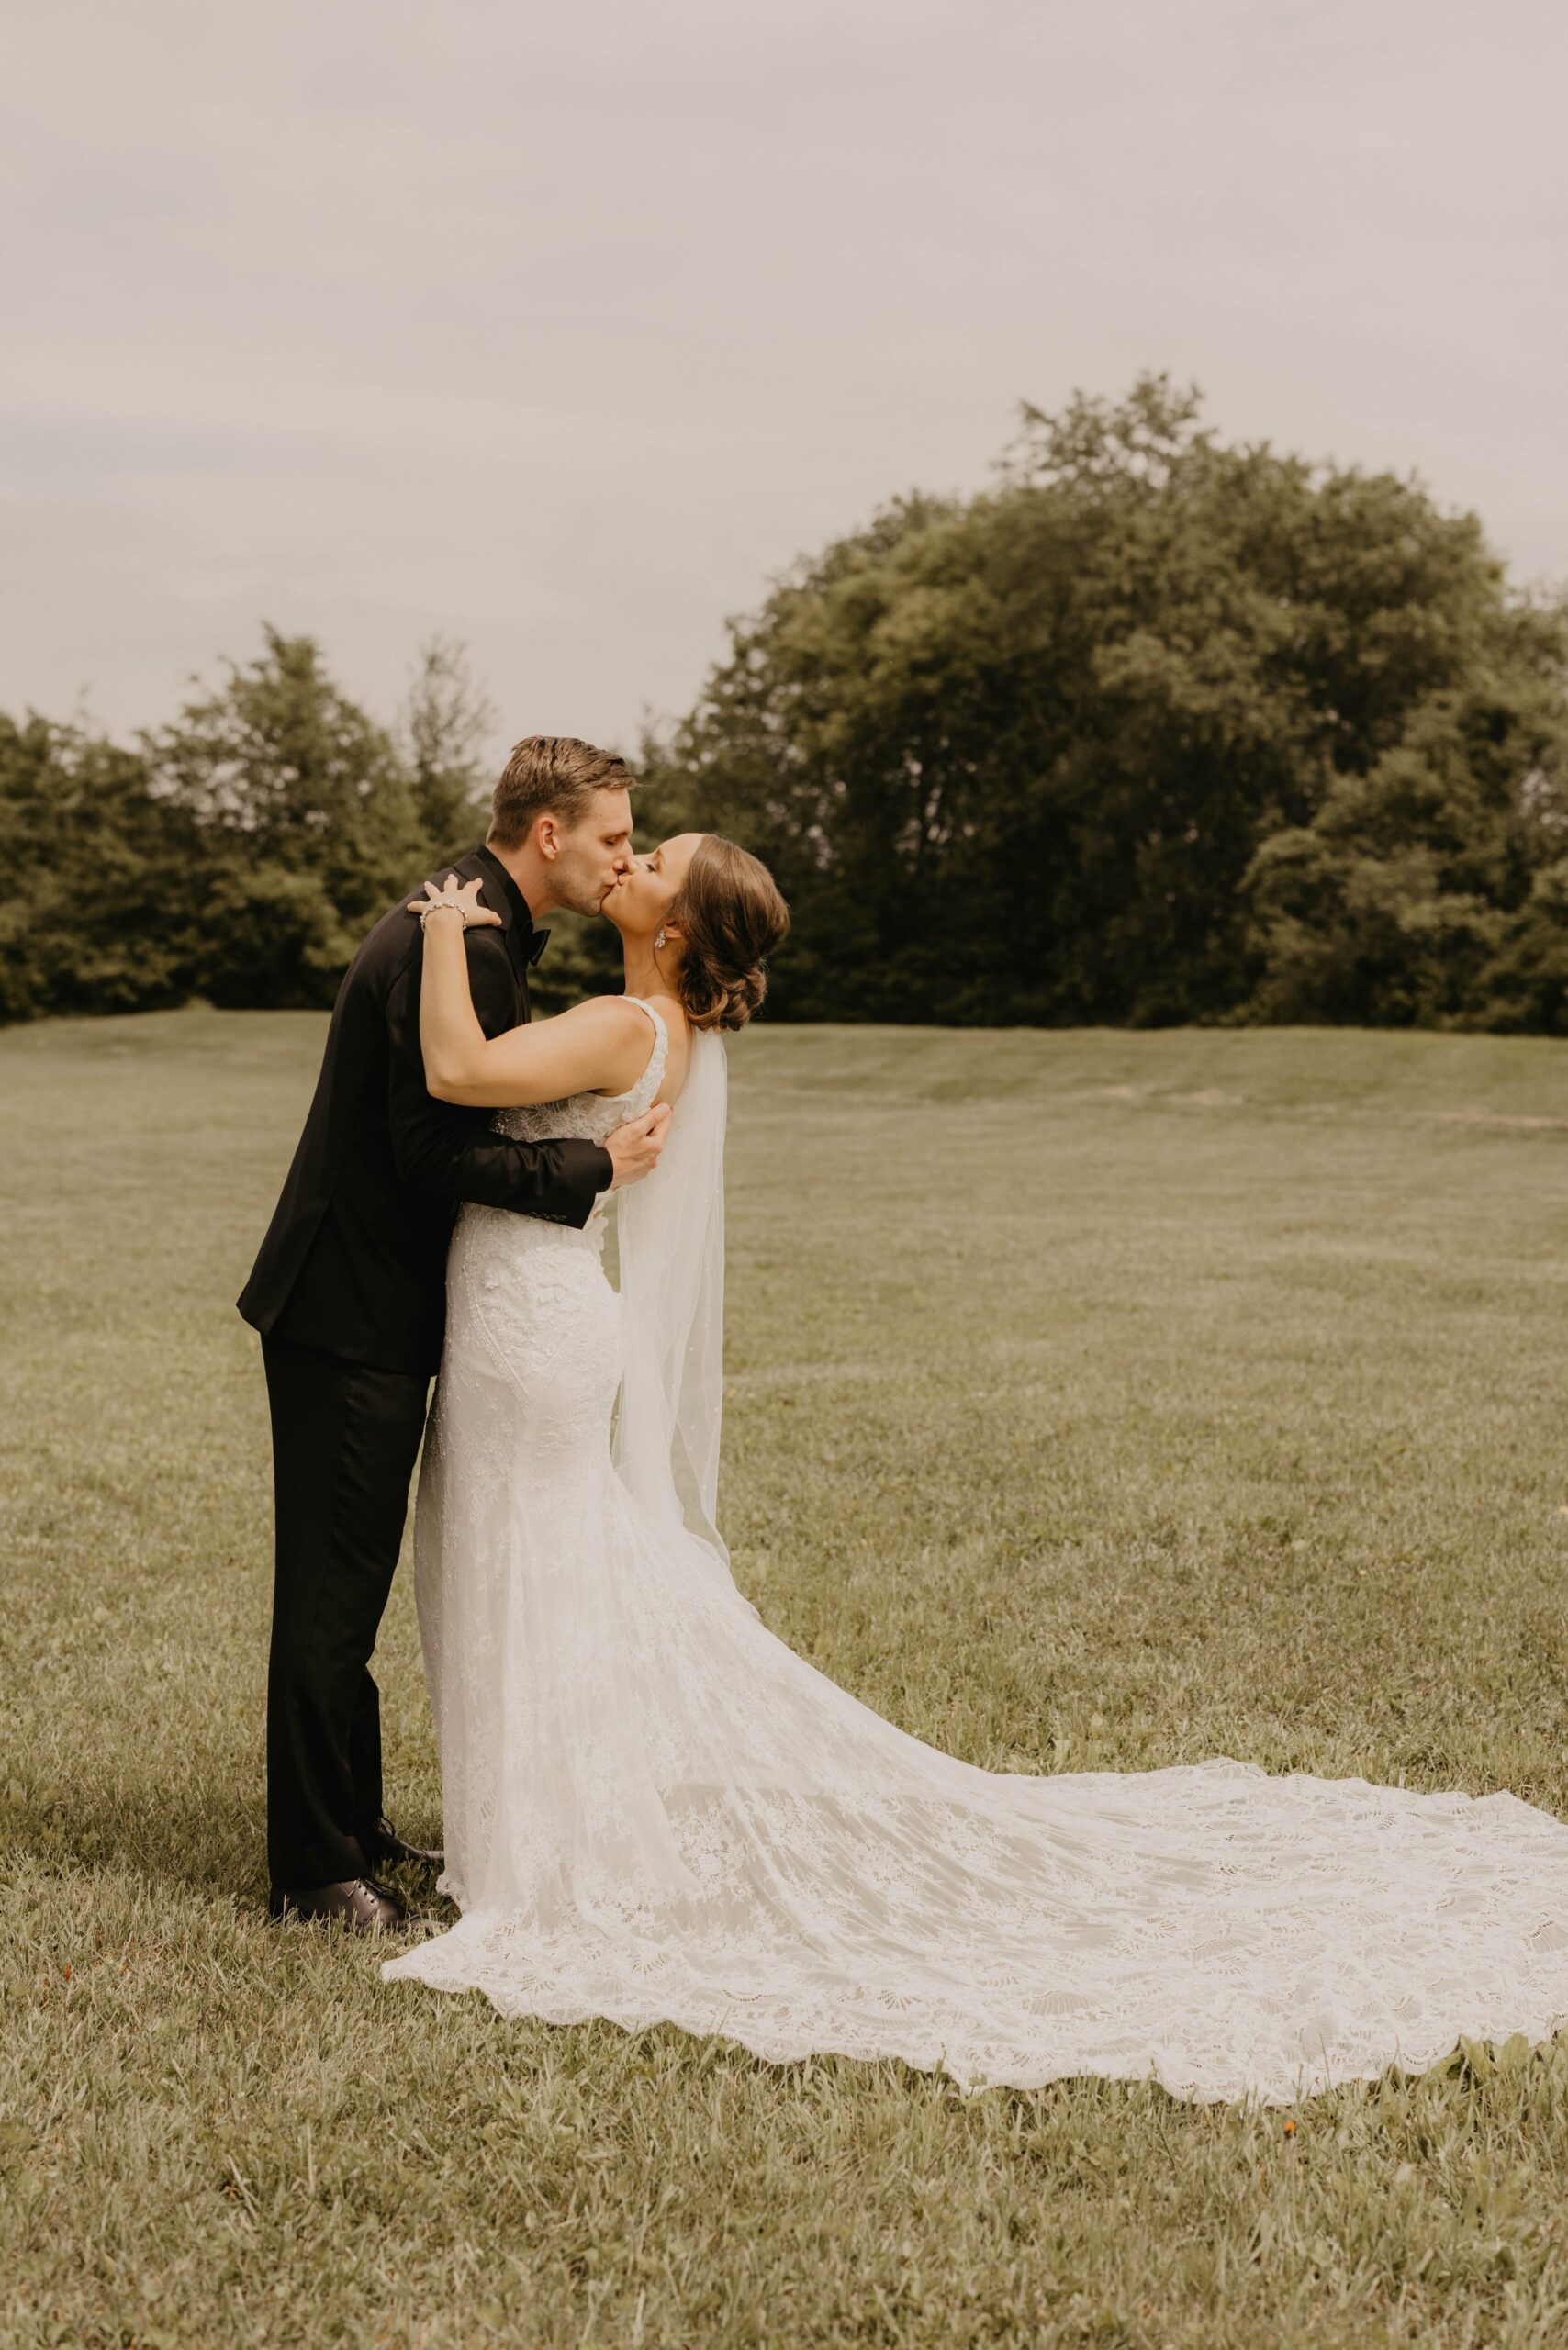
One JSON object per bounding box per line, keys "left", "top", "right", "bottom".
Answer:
{"left": 262, "top": 1334, "right": 431, "bottom": 1890}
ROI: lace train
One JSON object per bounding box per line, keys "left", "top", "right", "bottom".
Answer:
{"left": 384, "top": 1022, "right": 1568, "bottom": 2102}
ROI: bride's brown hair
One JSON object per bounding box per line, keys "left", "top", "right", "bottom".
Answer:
{"left": 668, "top": 836, "right": 790, "bottom": 1032}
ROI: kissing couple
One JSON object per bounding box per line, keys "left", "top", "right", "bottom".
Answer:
{"left": 241, "top": 733, "right": 1568, "bottom": 2103}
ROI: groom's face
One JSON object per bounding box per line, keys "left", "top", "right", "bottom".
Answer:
{"left": 548, "top": 788, "right": 636, "bottom": 918}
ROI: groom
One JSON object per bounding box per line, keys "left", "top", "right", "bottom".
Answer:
{"left": 239, "top": 735, "right": 670, "bottom": 1931}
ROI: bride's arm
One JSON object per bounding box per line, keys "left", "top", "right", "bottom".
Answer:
{"left": 416, "top": 898, "right": 651, "bottom": 1107}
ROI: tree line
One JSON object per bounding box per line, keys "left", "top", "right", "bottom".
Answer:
{"left": 6, "top": 377, "right": 1567, "bottom": 1032}
{"left": 0, "top": 634, "right": 515, "bottom": 1024}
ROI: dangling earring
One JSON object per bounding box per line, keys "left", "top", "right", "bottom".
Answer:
{"left": 655, "top": 928, "right": 666, "bottom": 950}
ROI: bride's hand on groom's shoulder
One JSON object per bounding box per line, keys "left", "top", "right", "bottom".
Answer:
{"left": 605, "top": 1102, "right": 672, "bottom": 1190}
{"left": 406, "top": 875, "right": 501, "bottom": 928}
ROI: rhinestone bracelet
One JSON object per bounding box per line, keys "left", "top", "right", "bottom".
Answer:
{"left": 420, "top": 897, "right": 469, "bottom": 929}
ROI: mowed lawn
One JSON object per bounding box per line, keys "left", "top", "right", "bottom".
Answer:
{"left": 4, "top": 1008, "right": 1568, "bottom": 2350}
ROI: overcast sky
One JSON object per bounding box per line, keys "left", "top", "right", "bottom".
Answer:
{"left": 4, "top": 0, "right": 1565, "bottom": 762}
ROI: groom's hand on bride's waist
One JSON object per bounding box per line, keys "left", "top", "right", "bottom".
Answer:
{"left": 605, "top": 1102, "right": 672, "bottom": 1190}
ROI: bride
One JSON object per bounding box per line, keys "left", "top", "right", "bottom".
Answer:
{"left": 384, "top": 835, "right": 1568, "bottom": 2103}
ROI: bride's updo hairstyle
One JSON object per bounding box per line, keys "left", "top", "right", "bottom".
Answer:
{"left": 667, "top": 836, "right": 790, "bottom": 1032}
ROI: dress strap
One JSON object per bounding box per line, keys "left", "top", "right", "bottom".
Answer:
{"left": 620, "top": 995, "right": 669, "bottom": 1091}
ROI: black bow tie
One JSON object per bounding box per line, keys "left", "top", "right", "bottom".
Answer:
{"left": 524, "top": 927, "right": 550, "bottom": 968}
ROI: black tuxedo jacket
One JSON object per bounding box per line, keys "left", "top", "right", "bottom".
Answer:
{"left": 238, "top": 846, "right": 612, "bottom": 1375}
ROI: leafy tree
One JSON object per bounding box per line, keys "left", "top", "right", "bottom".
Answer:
{"left": 1243, "top": 648, "right": 1568, "bottom": 1030}
{"left": 1482, "top": 849, "right": 1568, "bottom": 1031}
{"left": 145, "top": 627, "right": 423, "bottom": 1009}
{"left": 0, "top": 714, "right": 201, "bottom": 1021}
{"left": 645, "top": 375, "right": 1568, "bottom": 1029}
{"left": 399, "top": 636, "right": 496, "bottom": 866}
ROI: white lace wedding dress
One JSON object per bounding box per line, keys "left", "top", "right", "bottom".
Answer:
{"left": 384, "top": 1004, "right": 1568, "bottom": 2102}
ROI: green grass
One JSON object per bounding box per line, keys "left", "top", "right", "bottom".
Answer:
{"left": 4, "top": 1008, "right": 1568, "bottom": 2348}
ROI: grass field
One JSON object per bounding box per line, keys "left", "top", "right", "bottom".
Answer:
{"left": 5, "top": 1008, "right": 1568, "bottom": 2349}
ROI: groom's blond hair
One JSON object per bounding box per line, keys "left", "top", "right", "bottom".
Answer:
{"left": 488, "top": 735, "right": 636, "bottom": 849}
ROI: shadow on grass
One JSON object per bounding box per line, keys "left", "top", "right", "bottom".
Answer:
{"left": 0, "top": 1772, "right": 457, "bottom": 1937}
{"left": 1, "top": 1768, "right": 265, "bottom": 1903}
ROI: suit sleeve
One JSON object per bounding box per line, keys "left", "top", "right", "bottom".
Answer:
{"left": 385, "top": 934, "right": 612, "bottom": 1227}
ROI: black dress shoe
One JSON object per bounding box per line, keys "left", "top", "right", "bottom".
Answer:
{"left": 361, "top": 1816, "right": 444, "bottom": 1872}
{"left": 267, "top": 1878, "right": 408, "bottom": 1931}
